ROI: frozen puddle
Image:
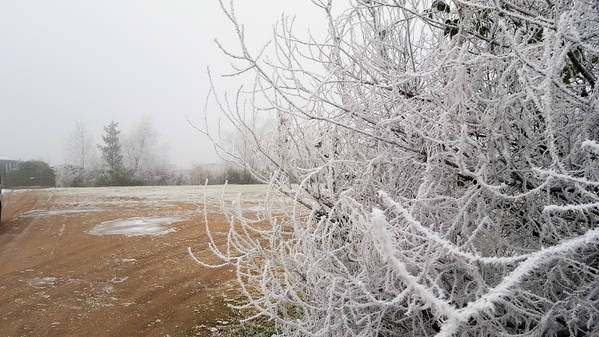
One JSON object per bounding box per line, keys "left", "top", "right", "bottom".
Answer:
{"left": 28, "top": 277, "right": 57, "bottom": 288}
{"left": 88, "top": 217, "right": 184, "bottom": 236}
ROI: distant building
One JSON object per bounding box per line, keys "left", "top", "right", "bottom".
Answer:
{"left": 0, "top": 158, "right": 21, "bottom": 182}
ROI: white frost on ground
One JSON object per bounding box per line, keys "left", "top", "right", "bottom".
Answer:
{"left": 50, "top": 185, "right": 270, "bottom": 204}
{"left": 48, "top": 185, "right": 293, "bottom": 210}
{"left": 1, "top": 189, "right": 38, "bottom": 194}
{"left": 27, "top": 277, "right": 57, "bottom": 288}
{"left": 88, "top": 217, "right": 184, "bottom": 236}
{"left": 12, "top": 185, "right": 300, "bottom": 217}
{"left": 21, "top": 207, "right": 105, "bottom": 217}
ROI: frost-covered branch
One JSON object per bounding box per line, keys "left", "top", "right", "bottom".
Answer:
{"left": 193, "top": 0, "right": 599, "bottom": 336}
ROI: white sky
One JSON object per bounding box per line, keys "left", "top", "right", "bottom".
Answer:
{"left": 0, "top": 0, "right": 331, "bottom": 168}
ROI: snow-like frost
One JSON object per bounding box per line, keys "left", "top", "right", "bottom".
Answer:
{"left": 193, "top": 1, "right": 599, "bottom": 336}
{"left": 582, "top": 140, "right": 599, "bottom": 152}
{"left": 543, "top": 202, "right": 599, "bottom": 213}
{"left": 21, "top": 207, "right": 105, "bottom": 217}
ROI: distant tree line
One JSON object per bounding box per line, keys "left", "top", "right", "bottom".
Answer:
{"left": 1, "top": 119, "right": 260, "bottom": 188}
{"left": 188, "top": 164, "right": 260, "bottom": 185}
{"left": 2, "top": 159, "right": 257, "bottom": 188}
{"left": 54, "top": 119, "right": 261, "bottom": 187}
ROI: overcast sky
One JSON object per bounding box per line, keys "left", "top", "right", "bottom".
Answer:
{"left": 0, "top": 0, "right": 328, "bottom": 168}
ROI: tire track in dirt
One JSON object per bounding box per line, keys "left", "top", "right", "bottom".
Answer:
{"left": 0, "top": 190, "right": 52, "bottom": 265}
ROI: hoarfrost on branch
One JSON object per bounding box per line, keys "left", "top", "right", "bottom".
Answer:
{"left": 191, "top": 1, "right": 599, "bottom": 336}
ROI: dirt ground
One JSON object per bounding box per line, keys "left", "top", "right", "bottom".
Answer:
{"left": 0, "top": 186, "right": 267, "bottom": 337}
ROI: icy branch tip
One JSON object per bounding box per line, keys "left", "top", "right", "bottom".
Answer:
{"left": 582, "top": 140, "right": 599, "bottom": 152}
{"left": 370, "top": 208, "right": 394, "bottom": 261}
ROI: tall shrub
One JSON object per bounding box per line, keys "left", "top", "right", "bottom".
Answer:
{"left": 194, "top": 1, "right": 599, "bottom": 336}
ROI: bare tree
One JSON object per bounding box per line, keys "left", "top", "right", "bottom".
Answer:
{"left": 123, "top": 117, "right": 158, "bottom": 175}
{"left": 65, "top": 121, "right": 93, "bottom": 171}
{"left": 123, "top": 117, "right": 173, "bottom": 184}
{"left": 61, "top": 121, "right": 96, "bottom": 186}
{"left": 192, "top": 1, "right": 599, "bottom": 336}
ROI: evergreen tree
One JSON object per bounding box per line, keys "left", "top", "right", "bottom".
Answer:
{"left": 98, "top": 121, "right": 124, "bottom": 185}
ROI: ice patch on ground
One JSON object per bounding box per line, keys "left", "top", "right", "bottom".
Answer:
{"left": 88, "top": 217, "right": 183, "bottom": 236}
{"left": 21, "top": 207, "right": 105, "bottom": 217}
{"left": 28, "top": 277, "right": 57, "bottom": 288}
{"left": 241, "top": 205, "right": 264, "bottom": 212}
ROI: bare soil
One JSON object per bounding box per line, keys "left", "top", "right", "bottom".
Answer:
{"left": 0, "top": 187, "right": 254, "bottom": 337}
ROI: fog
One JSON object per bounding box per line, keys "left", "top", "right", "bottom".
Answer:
{"left": 0, "top": 0, "right": 326, "bottom": 168}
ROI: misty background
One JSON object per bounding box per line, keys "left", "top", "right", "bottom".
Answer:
{"left": 0, "top": 0, "right": 325, "bottom": 169}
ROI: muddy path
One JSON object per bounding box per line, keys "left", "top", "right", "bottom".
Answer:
{"left": 0, "top": 186, "right": 266, "bottom": 337}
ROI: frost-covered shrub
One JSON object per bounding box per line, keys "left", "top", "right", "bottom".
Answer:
{"left": 192, "top": 1, "right": 599, "bottom": 336}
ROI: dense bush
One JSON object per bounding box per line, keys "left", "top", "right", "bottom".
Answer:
{"left": 6, "top": 160, "right": 56, "bottom": 188}
{"left": 194, "top": 1, "right": 599, "bottom": 336}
